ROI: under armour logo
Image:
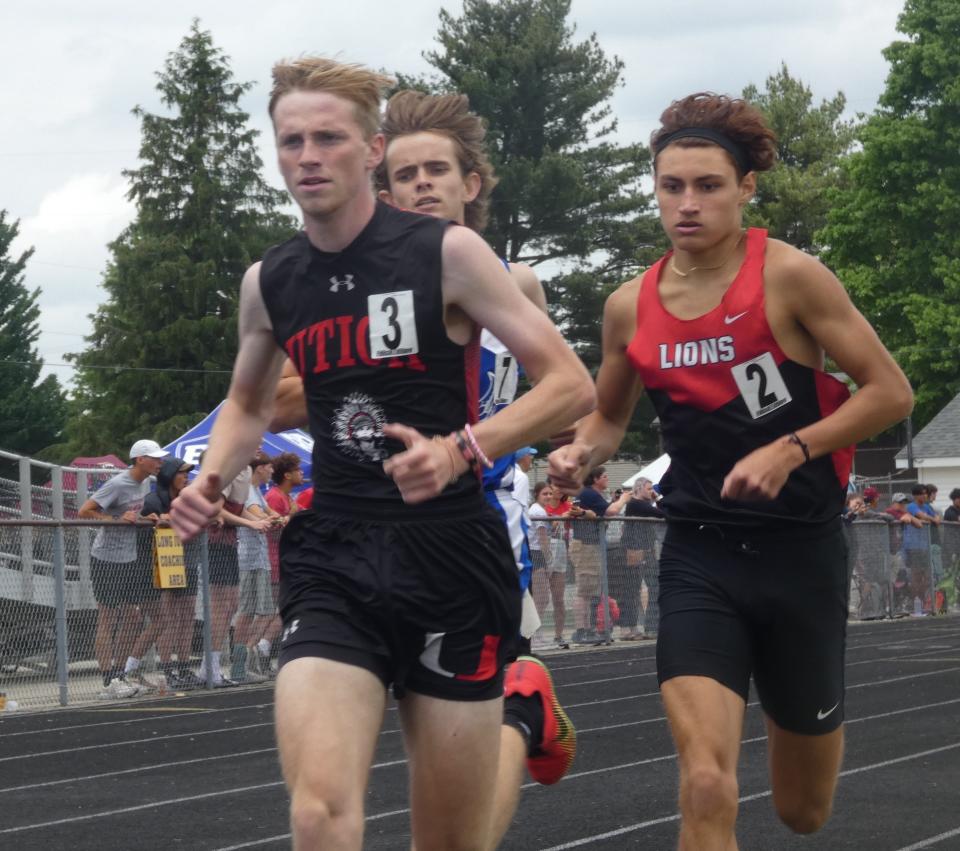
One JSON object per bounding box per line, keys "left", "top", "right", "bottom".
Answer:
{"left": 330, "top": 275, "right": 355, "bottom": 293}
{"left": 281, "top": 618, "right": 301, "bottom": 644}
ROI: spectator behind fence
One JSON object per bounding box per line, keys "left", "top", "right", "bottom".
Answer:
{"left": 620, "top": 478, "right": 664, "bottom": 640}
{"left": 545, "top": 484, "right": 573, "bottom": 648}
{"left": 848, "top": 486, "right": 897, "bottom": 619}
{"left": 266, "top": 452, "right": 303, "bottom": 517}
{"left": 233, "top": 456, "right": 282, "bottom": 682}
{"left": 945, "top": 489, "right": 960, "bottom": 523}
{"left": 262, "top": 452, "right": 303, "bottom": 667}
{"left": 904, "top": 484, "right": 941, "bottom": 613}
{"left": 142, "top": 457, "right": 205, "bottom": 690}
{"left": 570, "top": 467, "right": 631, "bottom": 643}
{"left": 512, "top": 447, "right": 536, "bottom": 512}
{"left": 78, "top": 438, "right": 166, "bottom": 698}
{"left": 201, "top": 460, "right": 271, "bottom": 686}
{"left": 885, "top": 492, "right": 923, "bottom": 613}
{"left": 529, "top": 482, "right": 568, "bottom": 649}
{"left": 924, "top": 484, "right": 944, "bottom": 589}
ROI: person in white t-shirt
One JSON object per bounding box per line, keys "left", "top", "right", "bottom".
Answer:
{"left": 512, "top": 446, "right": 536, "bottom": 514}
{"left": 233, "top": 457, "right": 283, "bottom": 682}
{"left": 528, "top": 482, "right": 569, "bottom": 649}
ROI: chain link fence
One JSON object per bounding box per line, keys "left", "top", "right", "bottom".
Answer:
{"left": 1, "top": 485, "right": 957, "bottom": 711}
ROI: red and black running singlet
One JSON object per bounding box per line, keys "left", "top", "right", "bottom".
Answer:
{"left": 259, "top": 201, "right": 481, "bottom": 514}
{"left": 626, "top": 228, "right": 854, "bottom": 526}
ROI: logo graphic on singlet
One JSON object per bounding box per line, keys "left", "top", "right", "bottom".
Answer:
{"left": 659, "top": 336, "right": 735, "bottom": 370}
{"left": 723, "top": 310, "right": 749, "bottom": 325}
{"left": 731, "top": 352, "right": 792, "bottom": 419}
{"left": 333, "top": 392, "right": 388, "bottom": 461}
{"left": 479, "top": 351, "right": 519, "bottom": 420}
{"left": 329, "top": 274, "right": 355, "bottom": 292}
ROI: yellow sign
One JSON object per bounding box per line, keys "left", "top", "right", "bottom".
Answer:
{"left": 153, "top": 527, "right": 187, "bottom": 589}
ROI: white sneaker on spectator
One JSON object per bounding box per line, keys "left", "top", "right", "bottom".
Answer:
{"left": 99, "top": 677, "right": 138, "bottom": 700}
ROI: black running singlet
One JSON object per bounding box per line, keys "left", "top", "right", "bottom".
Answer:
{"left": 259, "top": 202, "right": 481, "bottom": 513}
{"left": 626, "top": 228, "right": 854, "bottom": 526}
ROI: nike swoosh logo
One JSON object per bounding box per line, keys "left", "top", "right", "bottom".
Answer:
{"left": 817, "top": 702, "right": 840, "bottom": 721}
{"left": 724, "top": 310, "right": 748, "bottom": 325}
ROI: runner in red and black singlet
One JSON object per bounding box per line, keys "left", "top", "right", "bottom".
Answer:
{"left": 170, "top": 60, "right": 593, "bottom": 850}
{"left": 627, "top": 225, "right": 854, "bottom": 527}
{"left": 549, "top": 93, "right": 913, "bottom": 848}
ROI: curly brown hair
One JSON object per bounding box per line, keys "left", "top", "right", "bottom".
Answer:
{"left": 651, "top": 93, "right": 777, "bottom": 178}
{"left": 375, "top": 90, "right": 499, "bottom": 233}
{"left": 270, "top": 452, "right": 302, "bottom": 486}
{"left": 269, "top": 57, "right": 393, "bottom": 140}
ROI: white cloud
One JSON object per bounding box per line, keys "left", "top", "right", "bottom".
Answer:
{"left": 11, "top": 174, "right": 133, "bottom": 385}
{"left": 0, "top": 0, "right": 910, "bottom": 389}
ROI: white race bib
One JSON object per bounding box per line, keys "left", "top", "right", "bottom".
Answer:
{"left": 731, "top": 352, "right": 792, "bottom": 419}
{"left": 367, "top": 290, "right": 419, "bottom": 359}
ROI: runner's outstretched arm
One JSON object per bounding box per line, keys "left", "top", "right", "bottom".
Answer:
{"left": 171, "top": 262, "right": 286, "bottom": 539}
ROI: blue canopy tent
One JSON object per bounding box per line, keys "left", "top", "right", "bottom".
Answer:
{"left": 162, "top": 401, "right": 314, "bottom": 485}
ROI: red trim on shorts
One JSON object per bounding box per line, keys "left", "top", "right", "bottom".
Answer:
{"left": 456, "top": 634, "right": 501, "bottom": 682}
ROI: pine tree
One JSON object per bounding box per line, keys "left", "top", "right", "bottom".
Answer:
{"left": 743, "top": 65, "right": 858, "bottom": 253}
{"left": 66, "top": 20, "right": 296, "bottom": 456}
{"left": 416, "top": 0, "right": 663, "bottom": 455}
{"left": 0, "top": 211, "right": 67, "bottom": 456}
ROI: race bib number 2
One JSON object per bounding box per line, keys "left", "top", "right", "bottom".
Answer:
{"left": 731, "top": 352, "right": 792, "bottom": 419}
{"left": 368, "top": 291, "right": 419, "bottom": 359}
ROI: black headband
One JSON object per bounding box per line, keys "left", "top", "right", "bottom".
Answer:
{"left": 654, "top": 128, "right": 752, "bottom": 175}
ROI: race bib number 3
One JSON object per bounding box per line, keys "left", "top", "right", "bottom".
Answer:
{"left": 368, "top": 291, "right": 419, "bottom": 359}
{"left": 731, "top": 352, "right": 792, "bottom": 419}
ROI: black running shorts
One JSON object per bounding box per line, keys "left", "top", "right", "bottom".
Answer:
{"left": 277, "top": 499, "right": 521, "bottom": 701}
{"left": 657, "top": 519, "right": 849, "bottom": 735}
{"left": 90, "top": 557, "right": 160, "bottom": 606}
{"left": 208, "top": 542, "right": 240, "bottom": 587}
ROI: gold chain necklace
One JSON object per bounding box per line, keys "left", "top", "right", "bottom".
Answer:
{"left": 669, "top": 230, "right": 746, "bottom": 278}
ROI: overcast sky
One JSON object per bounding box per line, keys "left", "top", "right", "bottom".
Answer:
{"left": 1, "top": 0, "right": 907, "bottom": 387}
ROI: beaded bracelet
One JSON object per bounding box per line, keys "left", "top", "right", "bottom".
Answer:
{"left": 463, "top": 423, "right": 494, "bottom": 469}
{"left": 453, "top": 430, "right": 479, "bottom": 470}
{"left": 787, "top": 432, "right": 811, "bottom": 463}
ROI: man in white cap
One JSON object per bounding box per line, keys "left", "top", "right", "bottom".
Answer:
{"left": 78, "top": 439, "right": 166, "bottom": 697}
{"left": 512, "top": 446, "right": 537, "bottom": 511}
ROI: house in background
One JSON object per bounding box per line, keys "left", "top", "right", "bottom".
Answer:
{"left": 895, "top": 391, "right": 960, "bottom": 496}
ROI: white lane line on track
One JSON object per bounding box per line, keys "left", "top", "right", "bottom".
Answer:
{"left": 896, "top": 826, "right": 960, "bottom": 850}
{"left": 536, "top": 740, "right": 960, "bottom": 850}
{"left": 207, "top": 723, "right": 960, "bottom": 851}
{"left": 12, "top": 692, "right": 960, "bottom": 797}
{"left": 3, "top": 630, "right": 953, "bottom": 740}
{"left": 0, "top": 747, "right": 275, "bottom": 794}
{"left": 6, "top": 687, "right": 959, "bottom": 836}
{"left": 0, "top": 701, "right": 275, "bottom": 738}
{"left": 0, "top": 774, "right": 410, "bottom": 836}
{"left": 4, "top": 663, "right": 957, "bottom": 763}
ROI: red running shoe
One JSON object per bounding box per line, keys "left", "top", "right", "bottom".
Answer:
{"left": 504, "top": 655, "right": 577, "bottom": 785}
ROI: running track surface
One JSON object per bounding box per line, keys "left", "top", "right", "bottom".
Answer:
{"left": 2, "top": 616, "right": 959, "bottom": 850}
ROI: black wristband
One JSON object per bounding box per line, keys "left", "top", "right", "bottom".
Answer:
{"left": 788, "top": 432, "right": 811, "bottom": 463}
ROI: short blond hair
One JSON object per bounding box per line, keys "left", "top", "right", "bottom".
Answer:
{"left": 269, "top": 57, "right": 393, "bottom": 139}
{"left": 376, "top": 91, "right": 499, "bottom": 233}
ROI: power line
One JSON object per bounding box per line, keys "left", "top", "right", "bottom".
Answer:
{"left": 0, "top": 360, "right": 232, "bottom": 376}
